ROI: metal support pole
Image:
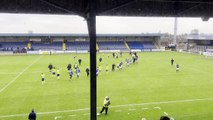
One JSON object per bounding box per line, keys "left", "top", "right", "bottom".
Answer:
{"left": 174, "top": 17, "right": 178, "bottom": 45}
{"left": 187, "top": 40, "right": 189, "bottom": 51}
{"left": 86, "top": 0, "right": 97, "bottom": 120}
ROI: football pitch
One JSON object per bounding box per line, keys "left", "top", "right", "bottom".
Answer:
{"left": 0, "top": 52, "right": 213, "bottom": 120}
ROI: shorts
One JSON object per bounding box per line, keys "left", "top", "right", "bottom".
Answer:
{"left": 176, "top": 68, "right": 179, "bottom": 70}
{"left": 53, "top": 72, "right": 56, "bottom": 75}
{"left": 57, "top": 74, "right": 60, "bottom": 76}
{"left": 42, "top": 78, "right": 44, "bottom": 81}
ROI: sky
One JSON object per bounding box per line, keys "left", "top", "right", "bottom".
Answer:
{"left": 0, "top": 13, "right": 212, "bottom": 35}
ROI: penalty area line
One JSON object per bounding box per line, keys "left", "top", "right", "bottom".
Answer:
{"left": 0, "top": 97, "right": 213, "bottom": 118}
{"left": 0, "top": 56, "right": 42, "bottom": 93}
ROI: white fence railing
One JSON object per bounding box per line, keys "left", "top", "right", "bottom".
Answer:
{"left": 1, "top": 48, "right": 166, "bottom": 55}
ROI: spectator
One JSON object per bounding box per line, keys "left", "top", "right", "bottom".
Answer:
{"left": 28, "top": 109, "right": 36, "bottom": 120}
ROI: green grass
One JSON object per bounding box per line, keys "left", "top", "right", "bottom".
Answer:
{"left": 0, "top": 52, "right": 213, "bottom": 120}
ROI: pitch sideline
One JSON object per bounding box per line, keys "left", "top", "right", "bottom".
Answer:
{"left": 0, "top": 97, "right": 213, "bottom": 118}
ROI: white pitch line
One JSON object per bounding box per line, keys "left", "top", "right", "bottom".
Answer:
{"left": 154, "top": 106, "right": 161, "bottom": 110}
{"left": 0, "top": 71, "right": 49, "bottom": 75}
{"left": 69, "top": 114, "right": 76, "bottom": 117}
{"left": 110, "top": 98, "right": 213, "bottom": 108}
{"left": 0, "top": 108, "right": 89, "bottom": 118}
{"left": 164, "top": 112, "right": 168, "bottom": 116}
{"left": 1, "top": 97, "right": 213, "bottom": 118}
{"left": 0, "top": 113, "right": 28, "bottom": 118}
{"left": 0, "top": 56, "right": 42, "bottom": 93}
{"left": 38, "top": 108, "right": 89, "bottom": 115}
{"left": 128, "top": 108, "right": 136, "bottom": 111}
{"left": 170, "top": 117, "right": 175, "bottom": 120}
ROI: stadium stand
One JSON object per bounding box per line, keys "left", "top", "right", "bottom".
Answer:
{"left": 143, "top": 41, "right": 156, "bottom": 49}
{"left": 0, "top": 34, "right": 161, "bottom": 53}
{"left": 187, "top": 35, "right": 213, "bottom": 53}
{"left": 189, "top": 45, "right": 213, "bottom": 53}
{"left": 0, "top": 41, "right": 157, "bottom": 52}
{"left": 127, "top": 41, "right": 156, "bottom": 50}
{"left": 66, "top": 42, "right": 89, "bottom": 51}
{"left": 31, "top": 42, "right": 62, "bottom": 50}
{"left": 0, "top": 42, "right": 27, "bottom": 52}
{"left": 97, "top": 41, "right": 127, "bottom": 50}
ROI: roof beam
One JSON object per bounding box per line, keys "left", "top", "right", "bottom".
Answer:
{"left": 38, "top": 0, "right": 83, "bottom": 16}
{"left": 141, "top": 0, "right": 213, "bottom": 4}
{"left": 98, "top": 0, "right": 136, "bottom": 15}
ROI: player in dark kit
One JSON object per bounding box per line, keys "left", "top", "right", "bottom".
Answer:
{"left": 56, "top": 69, "right": 60, "bottom": 79}
{"left": 112, "top": 52, "right": 115, "bottom": 58}
{"left": 76, "top": 67, "right": 81, "bottom": 78}
{"left": 120, "top": 51, "right": 122, "bottom": 57}
{"left": 96, "top": 68, "right": 99, "bottom": 76}
{"left": 41, "top": 73, "right": 45, "bottom": 85}
{"left": 176, "top": 64, "right": 180, "bottom": 72}
{"left": 112, "top": 64, "right": 116, "bottom": 71}
{"left": 171, "top": 58, "right": 174, "bottom": 66}
{"left": 67, "top": 64, "right": 71, "bottom": 71}
{"left": 28, "top": 109, "right": 36, "bottom": 120}
{"left": 119, "top": 61, "right": 123, "bottom": 70}
{"left": 78, "top": 59, "right": 82, "bottom": 65}
{"left": 85, "top": 68, "right": 90, "bottom": 77}
{"left": 69, "top": 70, "right": 73, "bottom": 80}
{"left": 115, "top": 53, "right": 118, "bottom": 59}
{"left": 52, "top": 67, "right": 56, "bottom": 77}
{"left": 48, "top": 64, "right": 53, "bottom": 72}
{"left": 99, "top": 57, "right": 102, "bottom": 63}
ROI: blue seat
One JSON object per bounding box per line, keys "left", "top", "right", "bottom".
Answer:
{"left": 66, "top": 42, "right": 89, "bottom": 50}
{"left": 127, "top": 41, "right": 156, "bottom": 50}
{"left": 98, "top": 41, "right": 127, "bottom": 50}
{"left": 0, "top": 42, "right": 27, "bottom": 51}
{"left": 31, "top": 42, "right": 62, "bottom": 50}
